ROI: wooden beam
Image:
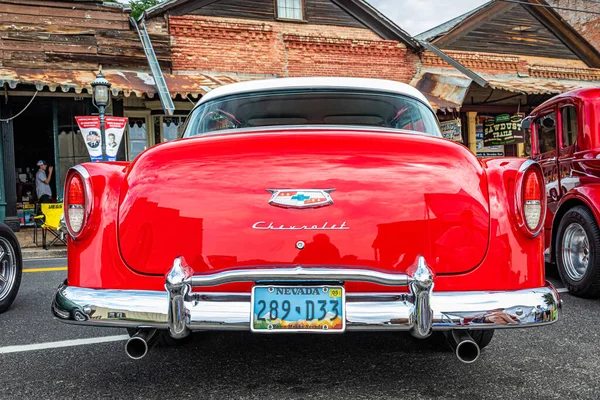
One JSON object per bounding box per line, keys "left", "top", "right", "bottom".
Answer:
{"left": 169, "top": 0, "right": 220, "bottom": 16}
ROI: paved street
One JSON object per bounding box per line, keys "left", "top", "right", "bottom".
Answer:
{"left": 1, "top": 259, "right": 598, "bottom": 400}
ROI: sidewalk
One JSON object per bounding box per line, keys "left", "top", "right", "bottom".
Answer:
{"left": 14, "top": 228, "right": 67, "bottom": 260}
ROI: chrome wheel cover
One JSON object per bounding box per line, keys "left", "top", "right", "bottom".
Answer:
{"left": 562, "top": 223, "right": 590, "bottom": 282}
{"left": 0, "top": 237, "right": 17, "bottom": 301}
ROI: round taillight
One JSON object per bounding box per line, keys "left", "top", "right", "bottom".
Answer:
{"left": 523, "top": 169, "right": 542, "bottom": 231}
{"left": 515, "top": 161, "right": 546, "bottom": 238}
{"left": 66, "top": 172, "right": 86, "bottom": 235}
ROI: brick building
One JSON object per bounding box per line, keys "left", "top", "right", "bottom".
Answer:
{"left": 548, "top": 0, "right": 600, "bottom": 51}
{"left": 143, "top": 0, "right": 422, "bottom": 82}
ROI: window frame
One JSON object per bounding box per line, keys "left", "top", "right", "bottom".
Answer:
{"left": 153, "top": 115, "right": 188, "bottom": 144}
{"left": 124, "top": 110, "right": 153, "bottom": 161}
{"left": 558, "top": 103, "right": 579, "bottom": 153}
{"left": 183, "top": 89, "right": 443, "bottom": 138}
{"left": 274, "top": 0, "right": 306, "bottom": 22}
{"left": 532, "top": 108, "right": 558, "bottom": 157}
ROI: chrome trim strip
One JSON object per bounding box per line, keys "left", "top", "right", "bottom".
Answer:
{"left": 53, "top": 283, "right": 561, "bottom": 332}
{"left": 186, "top": 266, "right": 411, "bottom": 287}
{"left": 184, "top": 124, "right": 443, "bottom": 140}
{"left": 54, "top": 256, "right": 560, "bottom": 335}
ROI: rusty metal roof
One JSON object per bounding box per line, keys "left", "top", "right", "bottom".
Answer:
{"left": 0, "top": 68, "right": 242, "bottom": 99}
{"left": 410, "top": 71, "right": 472, "bottom": 112}
{"left": 481, "top": 73, "right": 600, "bottom": 95}
{"left": 410, "top": 68, "right": 600, "bottom": 110}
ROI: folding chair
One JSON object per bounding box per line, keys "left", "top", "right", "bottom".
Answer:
{"left": 33, "top": 203, "right": 67, "bottom": 250}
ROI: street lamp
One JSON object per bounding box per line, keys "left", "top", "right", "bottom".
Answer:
{"left": 91, "top": 72, "right": 111, "bottom": 162}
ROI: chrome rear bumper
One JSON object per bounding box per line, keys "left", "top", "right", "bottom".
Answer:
{"left": 52, "top": 256, "right": 561, "bottom": 338}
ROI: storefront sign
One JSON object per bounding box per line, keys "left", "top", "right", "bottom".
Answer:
{"left": 483, "top": 113, "right": 525, "bottom": 146}
{"left": 476, "top": 125, "right": 483, "bottom": 141}
{"left": 75, "top": 116, "right": 127, "bottom": 162}
{"left": 440, "top": 119, "right": 462, "bottom": 142}
{"left": 476, "top": 139, "right": 504, "bottom": 158}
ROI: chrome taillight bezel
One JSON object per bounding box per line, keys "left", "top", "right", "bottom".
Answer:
{"left": 64, "top": 165, "right": 93, "bottom": 239}
{"left": 515, "top": 160, "right": 546, "bottom": 237}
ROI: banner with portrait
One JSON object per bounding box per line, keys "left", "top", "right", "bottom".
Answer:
{"left": 75, "top": 116, "right": 128, "bottom": 162}
{"left": 104, "top": 117, "right": 127, "bottom": 161}
{"left": 75, "top": 116, "right": 102, "bottom": 162}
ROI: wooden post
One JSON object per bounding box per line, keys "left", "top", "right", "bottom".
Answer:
{"left": 467, "top": 111, "right": 478, "bottom": 155}
{"left": 52, "top": 99, "right": 62, "bottom": 201}
{"left": 516, "top": 143, "right": 525, "bottom": 158}
{"left": 0, "top": 103, "right": 19, "bottom": 231}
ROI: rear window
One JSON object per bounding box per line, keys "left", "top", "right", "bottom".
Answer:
{"left": 183, "top": 90, "right": 441, "bottom": 138}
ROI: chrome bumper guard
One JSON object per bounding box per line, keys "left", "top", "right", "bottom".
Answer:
{"left": 52, "top": 256, "right": 561, "bottom": 339}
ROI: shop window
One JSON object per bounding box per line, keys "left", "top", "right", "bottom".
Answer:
{"left": 535, "top": 112, "right": 556, "bottom": 154}
{"left": 127, "top": 118, "right": 148, "bottom": 161}
{"left": 276, "top": 0, "right": 304, "bottom": 20}
{"left": 153, "top": 116, "right": 186, "bottom": 144}
{"left": 561, "top": 106, "right": 578, "bottom": 148}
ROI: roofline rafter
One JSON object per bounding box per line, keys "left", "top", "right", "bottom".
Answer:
{"left": 426, "top": 0, "right": 600, "bottom": 68}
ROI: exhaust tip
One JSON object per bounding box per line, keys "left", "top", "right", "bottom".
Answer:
{"left": 125, "top": 337, "right": 149, "bottom": 360}
{"left": 455, "top": 340, "right": 480, "bottom": 364}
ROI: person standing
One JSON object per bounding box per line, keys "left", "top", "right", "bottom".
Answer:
{"left": 36, "top": 160, "right": 53, "bottom": 203}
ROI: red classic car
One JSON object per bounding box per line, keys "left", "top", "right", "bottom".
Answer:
{"left": 53, "top": 77, "right": 560, "bottom": 363}
{"left": 526, "top": 87, "right": 600, "bottom": 298}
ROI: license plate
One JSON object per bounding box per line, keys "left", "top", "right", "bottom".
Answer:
{"left": 251, "top": 285, "right": 345, "bottom": 333}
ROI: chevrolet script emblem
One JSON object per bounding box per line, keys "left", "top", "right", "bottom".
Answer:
{"left": 267, "top": 189, "right": 335, "bottom": 209}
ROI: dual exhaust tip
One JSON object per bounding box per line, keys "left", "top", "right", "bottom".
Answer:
{"left": 125, "top": 329, "right": 158, "bottom": 360}
{"left": 445, "top": 330, "right": 481, "bottom": 364}
{"left": 125, "top": 329, "right": 482, "bottom": 363}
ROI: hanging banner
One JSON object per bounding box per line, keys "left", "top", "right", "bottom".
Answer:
{"left": 75, "top": 116, "right": 102, "bottom": 162}
{"left": 440, "top": 119, "right": 463, "bottom": 143}
{"left": 105, "top": 117, "right": 127, "bottom": 161}
{"left": 75, "top": 116, "right": 128, "bottom": 162}
{"left": 483, "top": 113, "right": 525, "bottom": 146}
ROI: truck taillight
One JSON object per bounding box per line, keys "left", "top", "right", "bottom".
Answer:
{"left": 516, "top": 161, "right": 545, "bottom": 236}
{"left": 65, "top": 167, "right": 91, "bottom": 238}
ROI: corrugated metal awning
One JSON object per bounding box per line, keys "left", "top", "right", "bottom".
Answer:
{"left": 411, "top": 69, "right": 600, "bottom": 110}
{"left": 0, "top": 68, "right": 242, "bottom": 99}
{"left": 481, "top": 74, "right": 600, "bottom": 95}
{"left": 410, "top": 72, "right": 472, "bottom": 112}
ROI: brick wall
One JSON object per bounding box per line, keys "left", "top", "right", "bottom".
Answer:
{"left": 169, "top": 15, "right": 419, "bottom": 83}
{"left": 548, "top": 0, "right": 600, "bottom": 51}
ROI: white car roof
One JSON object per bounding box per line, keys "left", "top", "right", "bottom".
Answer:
{"left": 197, "top": 77, "right": 432, "bottom": 109}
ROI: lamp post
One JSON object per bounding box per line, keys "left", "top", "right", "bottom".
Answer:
{"left": 91, "top": 72, "right": 111, "bottom": 162}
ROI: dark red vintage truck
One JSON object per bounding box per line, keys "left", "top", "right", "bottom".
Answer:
{"left": 527, "top": 87, "right": 600, "bottom": 298}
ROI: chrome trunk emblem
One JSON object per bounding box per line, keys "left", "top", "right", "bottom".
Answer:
{"left": 266, "top": 189, "right": 335, "bottom": 209}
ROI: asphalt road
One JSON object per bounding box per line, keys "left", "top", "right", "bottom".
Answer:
{"left": 1, "top": 259, "right": 598, "bottom": 400}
